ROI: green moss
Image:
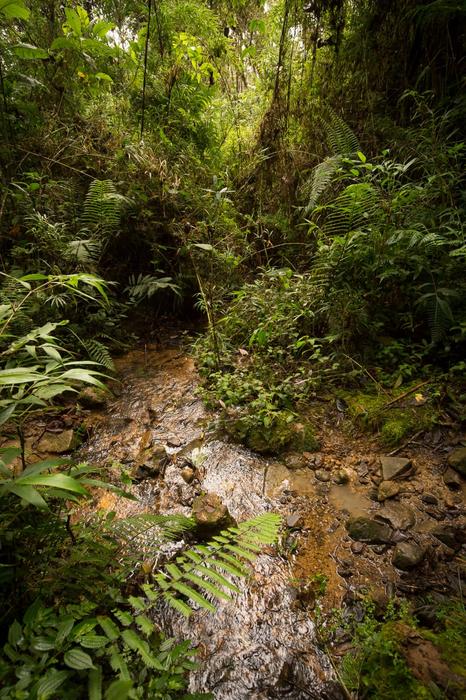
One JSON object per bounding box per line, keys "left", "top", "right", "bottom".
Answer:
{"left": 227, "top": 412, "right": 319, "bottom": 455}
{"left": 346, "top": 388, "right": 438, "bottom": 446}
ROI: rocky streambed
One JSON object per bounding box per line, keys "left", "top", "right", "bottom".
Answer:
{"left": 4, "top": 339, "right": 465, "bottom": 697}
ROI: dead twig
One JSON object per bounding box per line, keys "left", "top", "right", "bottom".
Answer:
{"left": 380, "top": 380, "right": 430, "bottom": 411}
{"left": 388, "top": 429, "right": 424, "bottom": 456}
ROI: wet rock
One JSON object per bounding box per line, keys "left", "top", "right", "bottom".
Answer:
{"left": 346, "top": 516, "right": 392, "bottom": 543}
{"left": 392, "top": 541, "right": 425, "bottom": 569}
{"left": 447, "top": 446, "right": 466, "bottom": 476}
{"left": 430, "top": 524, "right": 466, "bottom": 550}
{"left": 78, "top": 386, "right": 109, "bottom": 408}
{"left": 351, "top": 541, "right": 366, "bottom": 554}
{"left": 443, "top": 467, "right": 462, "bottom": 490}
{"left": 131, "top": 462, "right": 160, "bottom": 481}
{"left": 38, "top": 429, "right": 77, "bottom": 454}
{"left": 315, "top": 469, "right": 330, "bottom": 482}
{"left": 422, "top": 493, "right": 438, "bottom": 505}
{"left": 372, "top": 544, "right": 388, "bottom": 554}
{"left": 334, "top": 469, "right": 350, "bottom": 484}
{"left": 166, "top": 435, "right": 182, "bottom": 447}
{"left": 286, "top": 512, "right": 303, "bottom": 529}
{"left": 377, "top": 481, "right": 400, "bottom": 502}
{"left": 284, "top": 453, "right": 306, "bottom": 470}
{"left": 380, "top": 455, "right": 412, "bottom": 481}
{"left": 378, "top": 502, "right": 415, "bottom": 531}
{"left": 181, "top": 466, "right": 195, "bottom": 484}
{"left": 192, "top": 492, "right": 235, "bottom": 534}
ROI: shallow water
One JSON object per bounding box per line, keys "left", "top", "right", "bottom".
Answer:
{"left": 79, "top": 344, "right": 342, "bottom": 699}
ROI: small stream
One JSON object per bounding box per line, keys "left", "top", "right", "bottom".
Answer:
{"left": 79, "top": 343, "right": 347, "bottom": 699}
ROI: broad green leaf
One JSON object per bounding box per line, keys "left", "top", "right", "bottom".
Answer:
{"left": 32, "top": 635, "right": 55, "bottom": 651}
{"left": 36, "top": 670, "right": 69, "bottom": 698}
{"left": 16, "top": 474, "right": 88, "bottom": 496}
{"left": 50, "top": 37, "right": 77, "bottom": 51}
{"left": 95, "top": 72, "right": 113, "bottom": 82}
{"left": 0, "top": 367, "right": 41, "bottom": 385}
{"left": 55, "top": 617, "right": 75, "bottom": 645}
{"left": 80, "top": 634, "right": 108, "bottom": 649}
{"left": 64, "top": 648, "right": 95, "bottom": 670}
{"left": 7, "top": 620, "right": 22, "bottom": 646}
{"left": 13, "top": 43, "right": 49, "bottom": 59}
{"left": 64, "top": 7, "right": 81, "bottom": 34}
{"left": 0, "top": 446, "right": 21, "bottom": 466}
{"left": 0, "top": 0, "right": 30, "bottom": 20}
{"left": 6, "top": 484, "right": 48, "bottom": 509}
{"left": 192, "top": 243, "right": 213, "bottom": 251}
{"left": 88, "top": 666, "right": 102, "bottom": 700}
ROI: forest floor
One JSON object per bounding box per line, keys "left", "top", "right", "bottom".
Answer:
{"left": 2, "top": 332, "right": 465, "bottom": 697}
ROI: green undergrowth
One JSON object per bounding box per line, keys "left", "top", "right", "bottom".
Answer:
{"left": 332, "top": 598, "right": 466, "bottom": 699}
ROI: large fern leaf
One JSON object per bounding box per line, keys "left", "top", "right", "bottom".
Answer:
{"left": 147, "top": 513, "right": 282, "bottom": 617}
{"left": 81, "top": 180, "right": 129, "bottom": 237}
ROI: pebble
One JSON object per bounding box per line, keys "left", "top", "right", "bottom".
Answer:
{"left": 315, "top": 469, "right": 331, "bottom": 482}
{"left": 422, "top": 493, "right": 438, "bottom": 505}
{"left": 443, "top": 467, "right": 462, "bottom": 490}
{"left": 286, "top": 512, "right": 303, "bottom": 529}
{"left": 181, "top": 466, "right": 195, "bottom": 484}
{"left": 351, "top": 541, "right": 366, "bottom": 554}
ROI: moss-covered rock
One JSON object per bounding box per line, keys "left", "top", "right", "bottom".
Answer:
{"left": 346, "top": 388, "right": 437, "bottom": 446}
{"left": 227, "top": 411, "right": 319, "bottom": 455}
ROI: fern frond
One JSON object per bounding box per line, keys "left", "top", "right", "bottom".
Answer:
{"left": 82, "top": 339, "right": 115, "bottom": 371}
{"left": 325, "top": 109, "right": 360, "bottom": 156}
{"left": 107, "top": 514, "right": 195, "bottom": 554}
{"left": 67, "top": 238, "right": 102, "bottom": 264}
{"left": 323, "top": 183, "right": 380, "bottom": 235}
{"left": 146, "top": 513, "right": 281, "bottom": 617}
{"left": 302, "top": 154, "right": 343, "bottom": 214}
{"left": 81, "top": 180, "right": 129, "bottom": 237}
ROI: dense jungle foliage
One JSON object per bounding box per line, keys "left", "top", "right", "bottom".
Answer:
{"left": 0, "top": 0, "right": 465, "bottom": 697}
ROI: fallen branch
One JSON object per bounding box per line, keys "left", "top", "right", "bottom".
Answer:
{"left": 380, "top": 380, "right": 430, "bottom": 411}
{"left": 388, "top": 429, "right": 424, "bottom": 456}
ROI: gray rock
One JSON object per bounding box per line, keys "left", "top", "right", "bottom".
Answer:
{"left": 38, "top": 429, "right": 76, "bottom": 454}
{"left": 192, "top": 492, "right": 235, "bottom": 533}
{"left": 346, "top": 516, "right": 392, "bottom": 544}
{"left": 286, "top": 512, "right": 303, "bottom": 529}
{"left": 392, "top": 541, "right": 425, "bottom": 570}
{"left": 315, "top": 469, "right": 331, "bottom": 482}
{"left": 378, "top": 481, "right": 400, "bottom": 502}
{"left": 351, "top": 541, "right": 366, "bottom": 554}
{"left": 181, "top": 466, "right": 195, "bottom": 484}
{"left": 447, "top": 447, "right": 466, "bottom": 476}
{"left": 380, "top": 456, "right": 412, "bottom": 481}
{"left": 378, "top": 502, "right": 415, "bottom": 530}
{"left": 443, "top": 467, "right": 462, "bottom": 490}
{"left": 285, "top": 453, "right": 307, "bottom": 470}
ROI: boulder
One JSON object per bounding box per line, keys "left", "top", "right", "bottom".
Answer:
{"left": 377, "top": 481, "right": 400, "bottom": 501}
{"left": 392, "top": 541, "right": 425, "bottom": 570}
{"left": 380, "top": 456, "right": 412, "bottom": 481}
{"left": 192, "top": 492, "right": 235, "bottom": 534}
{"left": 378, "top": 502, "right": 415, "bottom": 531}
{"left": 447, "top": 446, "right": 466, "bottom": 476}
{"left": 346, "top": 516, "right": 392, "bottom": 544}
{"left": 38, "top": 429, "right": 77, "bottom": 454}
